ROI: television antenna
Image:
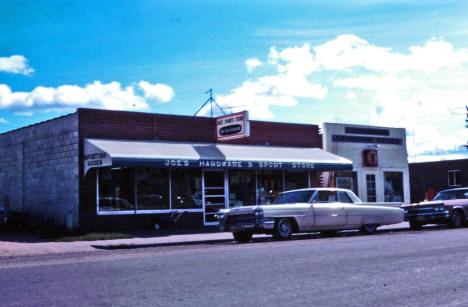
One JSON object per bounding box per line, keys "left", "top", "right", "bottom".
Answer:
{"left": 193, "top": 89, "right": 226, "bottom": 117}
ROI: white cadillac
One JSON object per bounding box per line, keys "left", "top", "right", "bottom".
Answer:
{"left": 216, "top": 188, "right": 404, "bottom": 243}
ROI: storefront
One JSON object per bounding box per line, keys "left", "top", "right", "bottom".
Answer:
{"left": 84, "top": 139, "right": 352, "bottom": 225}
{"left": 0, "top": 108, "right": 353, "bottom": 230}
{"left": 322, "top": 123, "right": 410, "bottom": 204}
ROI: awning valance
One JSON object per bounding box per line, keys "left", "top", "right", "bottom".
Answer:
{"left": 84, "top": 138, "right": 352, "bottom": 175}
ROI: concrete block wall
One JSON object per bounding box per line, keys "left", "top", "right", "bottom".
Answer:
{"left": 0, "top": 113, "right": 79, "bottom": 229}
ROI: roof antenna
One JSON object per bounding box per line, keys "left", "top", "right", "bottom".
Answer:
{"left": 193, "top": 89, "right": 226, "bottom": 117}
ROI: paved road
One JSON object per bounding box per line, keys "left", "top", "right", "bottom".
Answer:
{"left": 1, "top": 227, "right": 468, "bottom": 306}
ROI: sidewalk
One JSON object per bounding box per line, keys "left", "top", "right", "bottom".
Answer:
{"left": 0, "top": 222, "right": 409, "bottom": 258}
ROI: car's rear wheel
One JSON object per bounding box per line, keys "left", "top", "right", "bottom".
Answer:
{"left": 273, "top": 218, "right": 292, "bottom": 240}
{"left": 359, "top": 224, "right": 378, "bottom": 234}
{"left": 450, "top": 210, "right": 463, "bottom": 228}
{"left": 409, "top": 220, "right": 423, "bottom": 230}
{"left": 233, "top": 231, "right": 253, "bottom": 243}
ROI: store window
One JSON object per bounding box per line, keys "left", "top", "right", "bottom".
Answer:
{"left": 257, "top": 170, "right": 283, "bottom": 204}
{"left": 335, "top": 171, "right": 358, "bottom": 195}
{"left": 448, "top": 170, "right": 461, "bottom": 187}
{"left": 171, "top": 169, "right": 202, "bottom": 209}
{"left": 384, "top": 172, "right": 404, "bottom": 202}
{"left": 135, "top": 167, "right": 169, "bottom": 210}
{"left": 285, "top": 171, "right": 309, "bottom": 191}
{"left": 98, "top": 167, "right": 135, "bottom": 212}
{"left": 229, "top": 170, "right": 256, "bottom": 207}
{"left": 366, "top": 174, "right": 376, "bottom": 202}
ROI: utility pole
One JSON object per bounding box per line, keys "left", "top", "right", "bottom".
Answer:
{"left": 193, "top": 89, "right": 226, "bottom": 117}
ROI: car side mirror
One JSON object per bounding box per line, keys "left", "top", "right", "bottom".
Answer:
{"left": 464, "top": 193, "right": 468, "bottom": 198}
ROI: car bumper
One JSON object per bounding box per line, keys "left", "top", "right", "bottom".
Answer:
{"left": 218, "top": 217, "right": 275, "bottom": 233}
{"left": 404, "top": 211, "right": 450, "bottom": 224}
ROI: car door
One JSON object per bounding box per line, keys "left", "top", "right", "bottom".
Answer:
{"left": 313, "top": 190, "right": 346, "bottom": 226}
{"left": 338, "top": 191, "right": 361, "bottom": 225}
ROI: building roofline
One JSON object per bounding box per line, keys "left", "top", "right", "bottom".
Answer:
{"left": 0, "top": 111, "right": 77, "bottom": 137}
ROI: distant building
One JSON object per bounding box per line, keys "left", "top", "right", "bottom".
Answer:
{"left": 322, "top": 122, "right": 410, "bottom": 204}
{"left": 409, "top": 158, "right": 468, "bottom": 203}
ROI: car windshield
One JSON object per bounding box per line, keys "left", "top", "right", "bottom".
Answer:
{"left": 433, "top": 190, "right": 468, "bottom": 201}
{"left": 273, "top": 190, "right": 315, "bottom": 204}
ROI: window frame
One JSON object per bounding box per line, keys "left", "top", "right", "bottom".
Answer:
{"left": 448, "top": 170, "right": 461, "bottom": 187}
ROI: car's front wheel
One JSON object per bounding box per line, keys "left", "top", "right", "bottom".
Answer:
{"left": 359, "top": 224, "right": 378, "bottom": 234}
{"left": 233, "top": 231, "right": 253, "bottom": 243}
{"left": 273, "top": 218, "right": 293, "bottom": 240}
{"left": 450, "top": 210, "right": 463, "bottom": 228}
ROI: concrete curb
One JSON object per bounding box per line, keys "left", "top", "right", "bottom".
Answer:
{"left": 91, "top": 238, "right": 235, "bottom": 250}
{"left": 92, "top": 223, "right": 411, "bottom": 250}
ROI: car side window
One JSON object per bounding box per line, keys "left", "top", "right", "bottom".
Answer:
{"left": 338, "top": 191, "right": 353, "bottom": 203}
{"left": 317, "top": 191, "right": 338, "bottom": 203}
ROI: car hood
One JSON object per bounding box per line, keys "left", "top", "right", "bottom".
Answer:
{"left": 218, "top": 203, "right": 310, "bottom": 215}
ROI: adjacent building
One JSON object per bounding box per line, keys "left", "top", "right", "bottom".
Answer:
{"left": 322, "top": 122, "right": 410, "bottom": 205}
{"left": 409, "top": 158, "right": 468, "bottom": 203}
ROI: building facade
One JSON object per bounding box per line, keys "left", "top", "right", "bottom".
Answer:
{"left": 409, "top": 158, "right": 468, "bottom": 203}
{"left": 322, "top": 123, "right": 410, "bottom": 205}
{"left": 0, "top": 108, "right": 352, "bottom": 230}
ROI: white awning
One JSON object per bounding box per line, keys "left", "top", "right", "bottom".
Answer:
{"left": 84, "top": 138, "right": 352, "bottom": 175}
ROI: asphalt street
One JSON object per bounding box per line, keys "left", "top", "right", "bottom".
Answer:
{"left": 1, "top": 227, "right": 468, "bottom": 306}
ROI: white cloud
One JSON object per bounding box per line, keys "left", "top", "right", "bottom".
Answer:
{"left": 0, "top": 81, "right": 175, "bottom": 113}
{"left": 0, "top": 55, "right": 34, "bottom": 75}
{"left": 138, "top": 81, "right": 174, "bottom": 102}
{"left": 211, "top": 45, "right": 327, "bottom": 119}
{"left": 245, "top": 58, "right": 261, "bottom": 73}
{"left": 216, "top": 34, "right": 468, "bottom": 159}
{"left": 345, "top": 91, "right": 356, "bottom": 100}
{"left": 322, "top": 36, "right": 468, "bottom": 157}
{"left": 0, "top": 117, "right": 7, "bottom": 123}
{"left": 314, "top": 34, "right": 468, "bottom": 73}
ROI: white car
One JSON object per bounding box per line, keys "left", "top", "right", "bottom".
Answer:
{"left": 216, "top": 188, "right": 404, "bottom": 243}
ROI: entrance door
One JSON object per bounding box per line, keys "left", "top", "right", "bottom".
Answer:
{"left": 203, "top": 170, "right": 228, "bottom": 225}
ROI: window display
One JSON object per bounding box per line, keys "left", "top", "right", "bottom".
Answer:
{"left": 335, "top": 171, "right": 358, "bottom": 195}
{"left": 135, "top": 167, "right": 169, "bottom": 210}
{"left": 384, "top": 172, "right": 404, "bottom": 202}
{"left": 229, "top": 170, "right": 256, "bottom": 207}
{"left": 171, "top": 169, "right": 202, "bottom": 209}
{"left": 98, "top": 167, "right": 135, "bottom": 211}
{"left": 285, "top": 171, "right": 308, "bottom": 191}
{"left": 257, "top": 170, "right": 283, "bottom": 204}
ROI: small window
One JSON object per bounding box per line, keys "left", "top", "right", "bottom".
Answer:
{"left": 448, "top": 170, "right": 461, "bottom": 187}
{"left": 338, "top": 191, "right": 353, "bottom": 203}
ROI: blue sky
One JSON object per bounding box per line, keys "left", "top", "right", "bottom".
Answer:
{"left": 0, "top": 0, "right": 467, "bottom": 161}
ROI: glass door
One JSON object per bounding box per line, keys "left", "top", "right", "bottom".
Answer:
{"left": 202, "top": 170, "right": 228, "bottom": 225}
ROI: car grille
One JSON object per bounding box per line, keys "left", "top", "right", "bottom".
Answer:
{"left": 405, "top": 205, "right": 446, "bottom": 216}
{"left": 226, "top": 214, "right": 257, "bottom": 225}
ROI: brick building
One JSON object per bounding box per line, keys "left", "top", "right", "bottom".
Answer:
{"left": 409, "top": 158, "right": 468, "bottom": 203}
{"left": 0, "top": 108, "right": 352, "bottom": 230}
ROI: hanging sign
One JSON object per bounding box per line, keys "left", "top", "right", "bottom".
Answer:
{"left": 216, "top": 111, "right": 250, "bottom": 141}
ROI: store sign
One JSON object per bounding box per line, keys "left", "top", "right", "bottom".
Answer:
{"left": 112, "top": 158, "right": 350, "bottom": 171}
{"left": 84, "top": 142, "right": 112, "bottom": 175}
{"left": 216, "top": 111, "right": 250, "bottom": 141}
{"left": 362, "top": 149, "right": 378, "bottom": 167}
